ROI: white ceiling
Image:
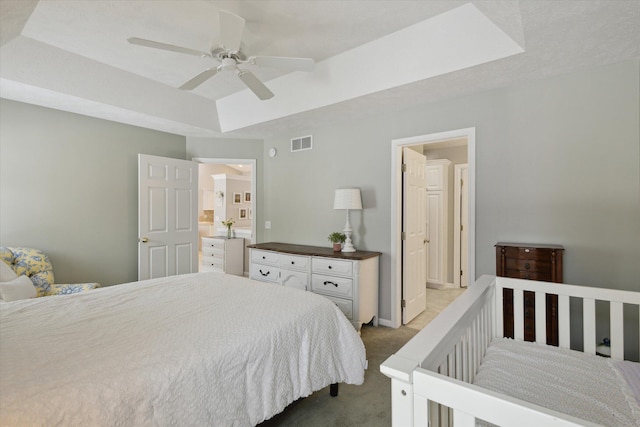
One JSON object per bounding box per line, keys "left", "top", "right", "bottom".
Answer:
{"left": 0, "top": 0, "right": 638, "bottom": 138}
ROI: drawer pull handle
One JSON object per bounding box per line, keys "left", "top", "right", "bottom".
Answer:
{"left": 324, "top": 280, "right": 338, "bottom": 287}
{"left": 259, "top": 269, "right": 270, "bottom": 277}
{"left": 525, "top": 262, "right": 530, "bottom": 270}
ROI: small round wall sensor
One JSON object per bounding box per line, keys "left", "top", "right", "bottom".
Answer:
{"left": 268, "top": 148, "right": 277, "bottom": 158}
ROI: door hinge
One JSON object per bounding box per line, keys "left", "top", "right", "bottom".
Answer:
{"left": 401, "top": 232, "right": 406, "bottom": 240}
{"left": 402, "top": 163, "right": 407, "bottom": 172}
{"left": 401, "top": 299, "right": 406, "bottom": 308}
{"left": 461, "top": 178, "right": 464, "bottom": 186}
{"left": 460, "top": 270, "right": 463, "bottom": 276}
{"left": 460, "top": 225, "right": 463, "bottom": 231}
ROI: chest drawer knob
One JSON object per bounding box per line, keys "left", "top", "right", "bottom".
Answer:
{"left": 291, "top": 261, "right": 295, "bottom": 265}
{"left": 328, "top": 265, "right": 332, "bottom": 269}
{"left": 324, "top": 280, "right": 338, "bottom": 287}
{"left": 524, "top": 262, "right": 531, "bottom": 270}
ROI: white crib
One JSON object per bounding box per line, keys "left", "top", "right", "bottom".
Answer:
{"left": 380, "top": 275, "right": 640, "bottom": 427}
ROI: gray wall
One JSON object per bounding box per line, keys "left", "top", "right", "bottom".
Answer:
{"left": 0, "top": 99, "right": 186, "bottom": 286}
{"left": 261, "top": 59, "right": 640, "bottom": 324}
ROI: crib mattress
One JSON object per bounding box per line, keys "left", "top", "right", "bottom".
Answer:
{"left": 473, "top": 338, "right": 640, "bottom": 426}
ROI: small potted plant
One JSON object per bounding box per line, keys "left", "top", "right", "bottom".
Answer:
{"left": 328, "top": 232, "right": 346, "bottom": 251}
{"left": 222, "top": 218, "right": 235, "bottom": 239}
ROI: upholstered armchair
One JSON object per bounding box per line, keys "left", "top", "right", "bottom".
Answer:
{"left": 0, "top": 247, "right": 100, "bottom": 297}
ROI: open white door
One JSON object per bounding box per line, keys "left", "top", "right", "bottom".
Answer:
{"left": 138, "top": 154, "right": 198, "bottom": 280}
{"left": 402, "top": 147, "right": 428, "bottom": 324}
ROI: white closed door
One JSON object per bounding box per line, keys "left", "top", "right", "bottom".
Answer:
{"left": 138, "top": 154, "right": 198, "bottom": 280}
{"left": 402, "top": 147, "right": 427, "bottom": 324}
{"left": 425, "top": 191, "right": 443, "bottom": 284}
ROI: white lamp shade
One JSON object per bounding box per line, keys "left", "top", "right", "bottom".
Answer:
{"left": 333, "top": 189, "right": 362, "bottom": 210}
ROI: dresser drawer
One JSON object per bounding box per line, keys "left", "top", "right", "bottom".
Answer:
{"left": 502, "top": 246, "right": 556, "bottom": 261}
{"left": 323, "top": 295, "right": 353, "bottom": 320}
{"left": 202, "top": 237, "right": 225, "bottom": 251}
{"left": 202, "top": 256, "right": 223, "bottom": 270}
{"left": 505, "top": 259, "right": 550, "bottom": 272}
{"left": 312, "top": 258, "right": 353, "bottom": 277}
{"left": 311, "top": 274, "right": 353, "bottom": 298}
{"left": 202, "top": 246, "right": 224, "bottom": 258}
{"left": 250, "top": 263, "right": 279, "bottom": 283}
{"left": 251, "top": 249, "right": 279, "bottom": 266}
{"left": 505, "top": 269, "right": 552, "bottom": 281}
{"left": 278, "top": 254, "right": 309, "bottom": 271}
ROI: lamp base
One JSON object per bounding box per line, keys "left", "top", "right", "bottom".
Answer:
{"left": 342, "top": 242, "right": 356, "bottom": 252}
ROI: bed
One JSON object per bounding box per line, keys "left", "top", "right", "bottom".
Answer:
{"left": 380, "top": 275, "right": 640, "bottom": 427}
{"left": 0, "top": 271, "right": 366, "bottom": 426}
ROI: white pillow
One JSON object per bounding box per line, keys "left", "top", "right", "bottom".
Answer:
{"left": 0, "top": 260, "right": 18, "bottom": 282}
{"left": 0, "top": 275, "right": 37, "bottom": 302}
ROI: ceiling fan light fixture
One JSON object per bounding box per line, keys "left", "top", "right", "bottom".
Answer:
{"left": 221, "top": 57, "right": 237, "bottom": 72}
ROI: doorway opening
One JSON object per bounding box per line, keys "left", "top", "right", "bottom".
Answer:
{"left": 193, "top": 157, "right": 256, "bottom": 276}
{"left": 388, "top": 128, "right": 476, "bottom": 328}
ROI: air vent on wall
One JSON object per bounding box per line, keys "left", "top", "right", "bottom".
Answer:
{"left": 291, "top": 135, "right": 312, "bottom": 152}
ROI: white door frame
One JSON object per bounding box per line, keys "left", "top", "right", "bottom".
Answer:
{"left": 388, "top": 128, "right": 476, "bottom": 328}
{"left": 453, "top": 163, "right": 469, "bottom": 287}
{"left": 192, "top": 157, "right": 257, "bottom": 244}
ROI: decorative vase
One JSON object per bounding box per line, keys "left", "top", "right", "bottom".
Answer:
{"left": 227, "top": 227, "right": 232, "bottom": 239}
{"left": 333, "top": 243, "right": 342, "bottom": 251}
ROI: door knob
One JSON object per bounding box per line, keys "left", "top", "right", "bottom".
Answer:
{"left": 140, "top": 237, "right": 149, "bottom": 243}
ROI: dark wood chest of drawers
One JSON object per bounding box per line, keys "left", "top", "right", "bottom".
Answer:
{"left": 495, "top": 243, "right": 564, "bottom": 345}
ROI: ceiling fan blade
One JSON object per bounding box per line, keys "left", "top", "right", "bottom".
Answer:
{"left": 219, "top": 10, "right": 245, "bottom": 53}
{"left": 179, "top": 68, "right": 220, "bottom": 90}
{"left": 237, "top": 70, "right": 274, "bottom": 100}
{"left": 128, "top": 37, "right": 211, "bottom": 58}
{"left": 250, "top": 56, "right": 315, "bottom": 72}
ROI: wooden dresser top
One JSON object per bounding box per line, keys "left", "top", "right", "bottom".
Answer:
{"left": 247, "top": 242, "right": 381, "bottom": 260}
{"left": 495, "top": 242, "right": 564, "bottom": 250}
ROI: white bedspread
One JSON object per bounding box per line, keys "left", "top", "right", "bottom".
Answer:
{"left": 473, "top": 338, "right": 640, "bottom": 426}
{"left": 0, "top": 272, "right": 366, "bottom": 426}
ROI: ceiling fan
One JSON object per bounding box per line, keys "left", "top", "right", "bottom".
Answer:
{"left": 128, "top": 10, "right": 315, "bottom": 100}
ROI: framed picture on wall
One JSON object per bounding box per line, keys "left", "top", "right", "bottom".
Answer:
{"left": 233, "top": 193, "right": 241, "bottom": 204}
{"left": 244, "top": 191, "right": 251, "bottom": 202}
{"left": 239, "top": 208, "right": 248, "bottom": 219}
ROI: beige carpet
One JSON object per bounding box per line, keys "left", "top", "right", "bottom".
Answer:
{"left": 258, "top": 286, "right": 466, "bottom": 426}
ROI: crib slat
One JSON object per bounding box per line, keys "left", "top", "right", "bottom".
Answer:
{"left": 535, "top": 291, "right": 547, "bottom": 344}
{"left": 513, "top": 289, "right": 524, "bottom": 341}
{"left": 495, "top": 284, "right": 503, "bottom": 337}
{"left": 558, "top": 294, "right": 570, "bottom": 348}
{"left": 583, "top": 298, "right": 596, "bottom": 354}
{"left": 453, "top": 408, "right": 475, "bottom": 427}
{"left": 610, "top": 301, "right": 624, "bottom": 359}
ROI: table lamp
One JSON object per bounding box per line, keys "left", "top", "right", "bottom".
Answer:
{"left": 333, "top": 188, "right": 362, "bottom": 252}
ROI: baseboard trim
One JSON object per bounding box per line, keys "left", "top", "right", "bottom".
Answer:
{"left": 377, "top": 318, "right": 395, "bottom": 328}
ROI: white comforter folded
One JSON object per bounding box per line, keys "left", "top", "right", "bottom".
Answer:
{"left": 0, "top": 272, "right": 366, "bottom": 426}
{"left": 473, "top": 338, "right": 640, "bottom": 426}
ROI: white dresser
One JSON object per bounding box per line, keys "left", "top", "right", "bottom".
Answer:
{"left": 201, "top": 236, "right": 244, "bottom": 276}
{"left": 248, "top": 243, "right": 380, "bottom": 330}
